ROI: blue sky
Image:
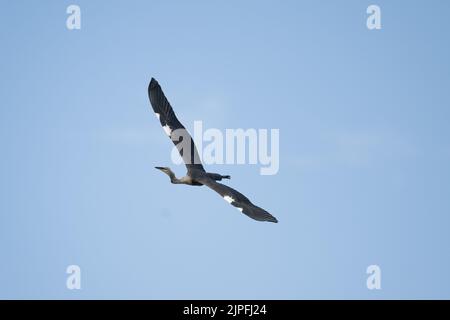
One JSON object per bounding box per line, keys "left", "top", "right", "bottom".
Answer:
{"left": 1, "top": 0, "right": 450, "bottom": 299}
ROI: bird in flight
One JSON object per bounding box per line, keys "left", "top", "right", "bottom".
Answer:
{"left": 148, "top": 78, "right": 278, "bottom": 223}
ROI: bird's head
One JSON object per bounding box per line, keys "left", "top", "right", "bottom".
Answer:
{"left": 155, "top": 166, "right": 177, "bottom": 183}
{"left": 155, "top": 166, "right": 175, "bottom": 176}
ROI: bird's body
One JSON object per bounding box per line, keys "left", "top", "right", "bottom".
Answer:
{"left": 148, "top": 78, "right": 278, "bottom": 223}
{"left": 154, "top": 167, "right": 229, "bottom": 186}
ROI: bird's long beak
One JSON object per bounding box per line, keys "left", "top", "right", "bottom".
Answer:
{"left": 155, "top": 167, "right": 164, "bottom": 170}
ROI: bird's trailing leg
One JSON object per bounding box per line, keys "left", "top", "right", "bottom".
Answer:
{"left": 206, "top": 172, "right": 231, "bottom": 181}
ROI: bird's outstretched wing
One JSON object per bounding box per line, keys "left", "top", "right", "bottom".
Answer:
{"left": 148, "top": 78, "right": 205, "bottom": 173}
{"left": 195, "top": 176, "right": 278, "bottom": 223}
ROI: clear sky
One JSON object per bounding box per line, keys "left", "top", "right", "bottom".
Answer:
{"left": 1, "top": 0, "right": 450, "bottom": 299}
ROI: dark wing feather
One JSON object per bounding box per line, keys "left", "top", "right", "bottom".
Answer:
{"left": 148, "top": 78, "right": 205, "bottom": 173}
{"left": 196, "top": 176, "right": 278, "bottom": 223}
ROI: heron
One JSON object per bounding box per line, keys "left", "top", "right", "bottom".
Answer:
{"left": 148, "top": 78, "right": 278, "bottom": 223}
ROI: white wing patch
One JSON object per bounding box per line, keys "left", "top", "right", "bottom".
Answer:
{"left": 223, "top": 196, "right": 243, "bottom": 212}
{"left": 155, "top": 113, "right": 160, "bottom": 120}
{"left": 223, "top": 196, "right": 234, "bottom": 204}
{"left": 162, "top": 125, "right": 172, "bottom": 136}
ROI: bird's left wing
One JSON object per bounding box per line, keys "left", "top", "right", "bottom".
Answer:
{"left": 148, "top": 78, "right": 205, "bottom": 173}
{"left": 195, "top": 176, "right": 278, "bottom": 223}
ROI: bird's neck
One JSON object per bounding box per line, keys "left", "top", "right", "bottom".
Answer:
{"left": 168, "top": 171, "right": 182, "bottom": 184}
{"left": 170, "top": 177, "right": 181, "bottom": 184}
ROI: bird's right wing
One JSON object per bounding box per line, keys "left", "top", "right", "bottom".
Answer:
{"left": 148, "top": 78, "right": 205, "bottom": 173}
{"left": 196, "top": 176, "right": 278, "bottom": 223}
